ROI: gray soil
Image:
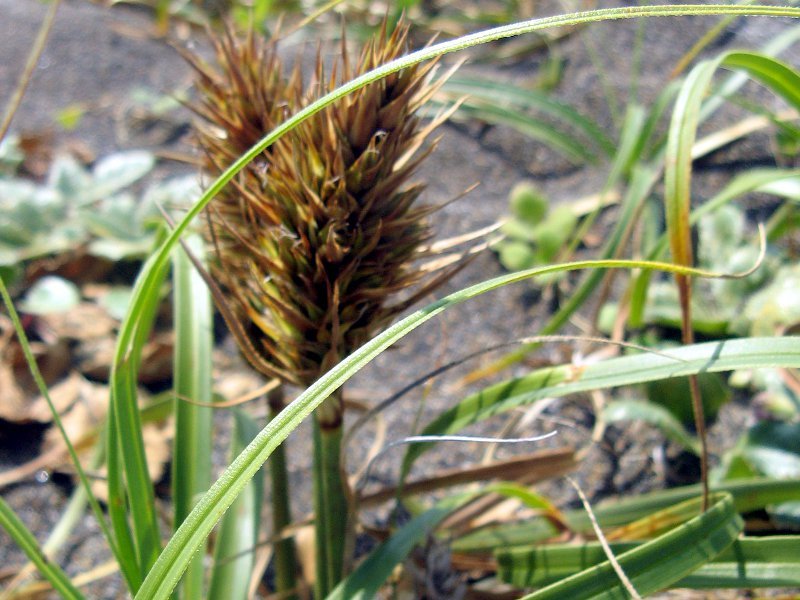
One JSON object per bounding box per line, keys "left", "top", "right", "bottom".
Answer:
{"left": 0, "top": 0, "right": 796, "bottom": 597}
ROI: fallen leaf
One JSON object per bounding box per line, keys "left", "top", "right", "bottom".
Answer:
{"left": 26, "top": 371, "right": 84, "bottom": 423}
{"left": 0, "top": 340, "right": 74, "bottom": 423}
{"left": 41, "top": 377, "right": 107, "bottom": 450}
{"left": 37, "top": 301, "right": 117, "bottom": 341}
{"left": 75, "top": 331, "right": 173, "bottom": 385}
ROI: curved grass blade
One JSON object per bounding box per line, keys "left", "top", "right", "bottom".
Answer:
{"left": 208, "top": 409, "right": 263, "bottom": 600}
{"left": 121, "top": 7, "right": 800, "bottom": 599}
{"left": 134, "top": 257, "right": 732, "bottom": 600}
{"left": 0, "top": 497, "right": 84, "bottom": 600}
{"left": 523, "top": 493, "right": 742, "bottom": 599}
{"left": 441, "top": 76, "right": 614, "bottom": 155}
{"left": 630, "top": 167, "right": 800, "bottom": 326}
{"left": 454, "top": 477, "right": 800, "bottom": 553}
{"left": 499, "top": 535, "right": 800, "bottom": 590}
{"left": 665, "top": 51, "right": 800, "bottom": 285}
{"left": 327, "top": 492, "right": 473, "bottom": 600}
{"left": 665, "top": 50, "right": 800, "bottom": 289}
{"left": 0, "top": 278, "right": 134, "bottom": 590}
{"left": 698, "top": 24, "right": 800, "bottom": 122}
{"left": 401, "top": 336, "right": 800, "bottom": 476}
{"left": 602, "top": 399, "right": 700, "bottom": 455}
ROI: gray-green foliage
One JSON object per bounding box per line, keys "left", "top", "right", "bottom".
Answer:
{"left": 0, "top": 150, "right": 195, "bottom": 268}
{"left": 495, "top": 181, "right": 578, "bottom": 273}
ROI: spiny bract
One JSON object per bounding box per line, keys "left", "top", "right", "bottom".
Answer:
{"left": 187, "top": 22, "right": 454, "bottom": 392}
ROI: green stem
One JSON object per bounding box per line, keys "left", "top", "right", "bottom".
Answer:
{"left": 312, "top": 392, "right": 347, "bottom": 598}
{"left": 267, "top": 391, "right": 299, "bottom": 599}
{"left": 172, "top": 236, "right": 214, "bottom": 599}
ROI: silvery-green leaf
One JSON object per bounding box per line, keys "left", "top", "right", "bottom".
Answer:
{"left": 0, "top": 179, "right": 38, "bottom": 209}
{"left": 758, "top": 175, "right": 800, "bottom": 200}
{"left": 744, "top": 264, "right": 800, "bottom": 335}
{"left": 88, "top": 237, "right": 156, "bottom": 261}
{"left": 698, "top": 205, "right": 744, "bottom": 269}
{"left": 99, "top": 286, "right": 134, "bottom": 321}
{"left": 48, "top": 155, "right": 90, "bottom": 201}
{"left": 19, "top": 276, "right": 80, "bottom": 315}
{"left": 84, "top": 193, "right": 143, "bottom": 240}
{"left": 89, "top": 151, "right": 155, "bottom": 200}
{"left": 142, "top": 175, "right": 201, "bottom": 219}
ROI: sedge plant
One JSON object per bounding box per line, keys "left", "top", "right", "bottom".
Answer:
{"left": 185, "top": 19, "right": 462, "bottom": 596}
{"left": 2, "top": 5, "right": 800, "bottom": 600}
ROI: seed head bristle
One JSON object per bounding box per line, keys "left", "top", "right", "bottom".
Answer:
{"left": 188, "top": 22, "right": 458, "bottom": 387}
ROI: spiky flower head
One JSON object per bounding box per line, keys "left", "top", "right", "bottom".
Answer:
{"left": 187, "top": 22, "right": 452, "bottom": 394}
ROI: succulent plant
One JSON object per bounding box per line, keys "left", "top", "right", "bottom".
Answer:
{"left": 0, "top": 149, "right": 175, "bottom": 268}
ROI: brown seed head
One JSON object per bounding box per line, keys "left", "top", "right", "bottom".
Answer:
{"left": 188, "top": 22, "right": 453, "bottom": 387}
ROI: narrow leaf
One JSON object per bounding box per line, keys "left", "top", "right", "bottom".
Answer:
{"left": 0, "top": 497, "right": 84, "bottom": 600}
{"left": 602, "top": 399, "right": 701, "bottom": 455}
{"left": 523, "top": 493, "right": 742, "bottom": 599}
{"left": 403, "top": 337, "right": 800, "bottom": 475}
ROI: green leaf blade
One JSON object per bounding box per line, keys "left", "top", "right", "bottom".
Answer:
{"left": 524, "top": 493, "right": 742, "bottom": 599}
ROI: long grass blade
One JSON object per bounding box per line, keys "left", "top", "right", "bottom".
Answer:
{"left": 0, "top": 498, "right": 84, "bottom": 600}
{"left": 208, "top": 410, "right": 263, "bottom": 600}
{"left": 679, "top": 536, "right": 800, "bottom": 588}
{"left": 0, "top": 278, "right": 132, "bottom": 589}
{"left": 499, "top": 535, "right": 800, "bottom": 590}
{"left": 108, "top": 250, "right": 169, "bottom": 583}
{"left": 401, "top": 336, "right": 800, "bottom": 476}
{"left": 454, "top": 477, "right": 800, "bottom": 553}
{"left": 523, "top": 493, "right": 742, "bottom": 599}
{"left": 118, "top": 7, "right": 800, "bottom": 599}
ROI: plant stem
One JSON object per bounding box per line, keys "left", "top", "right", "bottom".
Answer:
{"left": 312, "top": 391, "right": 347, "bottom": 598}
{"left": 172, "top": 235, "right": 214, "bottom": 599}
{"left": 267, "top": 388, "right": 298, "bottom": 599}
{"left": 677, "top": 270, "right": 709, "bottom": 512}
